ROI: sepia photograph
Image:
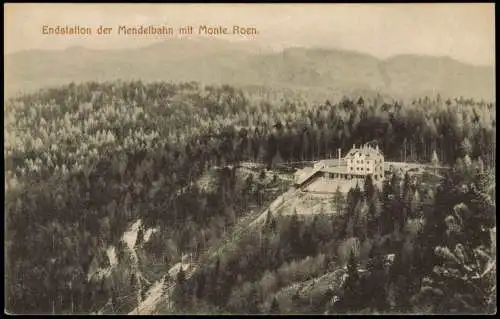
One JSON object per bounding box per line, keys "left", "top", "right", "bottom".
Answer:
{"left": 4, "top": 3, "right": 496, "bottom": 315}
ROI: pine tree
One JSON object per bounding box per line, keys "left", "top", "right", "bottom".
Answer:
{"left": 389, "top": 248, "right": 411, "bottom": 312}
{"left": 269, "top": 216, "right": 277, "bottom": 232}
{"left": 402, "top": 172, "right": 412, "bottom": 224}
{"left": 195, "top": 272, "right": 206, "bottom": 300}
{"left": 264, "top": 209, "right": 273, "bottom": 227}
{"left": 248, "top": 285, "right": 260, "bottom": 314}
{"left": 367, "top": 197, "right": 382, "bottom": 239}
{"left": 288, "top": 209, "right": 301, "bottom": 259}
{"left": 367, "top": 255, "right": 389, "bottom": 312}
{"left": 333, "top": 185, "right": 346, "bottom": 214}
{"left": 390, "top": 173, "right": 402, "bottom": 200}
{"left": 130, "top": 273, "right": 137, "bottom": 291}
{"left": 214, "top": 257, "right": 220, "bottom": 278}
{"left": 269, "top": 296, "right": 280, "bottom": 314}
{"left": 341, "top": 249, "right": 360, "bottom": 312}
{"left": 173, "top": 266, "right": 187, "bottom": 310}
{"left": 163, "top": 273, "right": 171, "bottom": 291}
{"left": 135, "top": 226, "right": 144, "bottom": 248}
{"left": 364, "top": 174, "right": 375, "bottom": 200}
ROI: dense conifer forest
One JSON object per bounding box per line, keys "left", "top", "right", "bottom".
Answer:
{"left": 4, "top": 81, "right": 496, "bottom": 314}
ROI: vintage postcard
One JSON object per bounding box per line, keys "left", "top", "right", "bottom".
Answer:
{"left": 4, "top": 3, "right": 496, "bottom": 315}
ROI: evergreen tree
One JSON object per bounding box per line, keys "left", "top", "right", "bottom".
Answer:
{"left": 163, "top": 273, "right": 171, "bottom": 291}
{"left": 135, "top": 226, "right": 144, "bottom": 248}
{"left": 173, "top": 266, "right": 187, "bottom": 310}
{"left": 6, "top": 80, "right": 496, "bottom": 314}
{"left": 402, "top": 172, "right": 412, "bottom": 224}
{"left": 333, "top": 185, "right": 346, "bottom": 214}
{"left": 341, "top": 249, "right": 360, "bottom": 312}
{"left": 380, "top": 177, "right": 394, "bottom": 235}
{"left": 130, "top": 273, "right": 137, "bottom": 291}
{"left": 215, "top": 257, "right": 220, "bottom": 278}
{"left": 390, "top": 173, "right": 402, "bottom": 200}
{"left": 264, "top": 209, "right": 273, "bottom": 227}
{"left": 367, "top": 197, "right": 382, "bottom": 239}
{"left": 388, "top": 250, "right": 411, "bottom": 312}
{"left": 195, "top": 272, "right": 206, "bottom": 300}
{"left": 270, "top": 296, "right": 280, "bottom": 314}
{"left": 248, "top": 285, "right": 261, "bottom": 314}
{"left": 288, "top": 209, "right": 302, "bottom": 259}
{"left": 269, "top": 216, "right": 277, "bottom": 232}
{"left": 366, "top": 254, "right": 389, "bottom": 312}
{"left": 364, "top": 174, "right": 375, "bottom": 200}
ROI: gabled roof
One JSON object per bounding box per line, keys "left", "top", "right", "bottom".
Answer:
{"left": 345, "top": 145, "right": 383, "bottom": 160}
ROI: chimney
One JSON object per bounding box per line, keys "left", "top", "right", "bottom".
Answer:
{"left": 353, "top": 144, "right": 356, "bottom": 149}
{"left": 338, "top": 148, "right": 341, "bottom": 161}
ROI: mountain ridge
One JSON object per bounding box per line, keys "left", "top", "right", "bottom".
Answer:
{"left": 4, "top": 39, "right": 495, "bottom": 101}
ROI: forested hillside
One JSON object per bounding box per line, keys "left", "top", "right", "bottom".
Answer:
{"left": 4, "top": 81, "right": 496, "bottom": 314}
{"left": 171, "top": 163, "right": 495, "bottom": 314}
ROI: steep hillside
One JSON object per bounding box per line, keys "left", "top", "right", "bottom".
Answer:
{"left": 5, "top": 81, "right": 495, "bottom": 314}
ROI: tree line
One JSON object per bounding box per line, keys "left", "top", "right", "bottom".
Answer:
{"left": 4, "top": 80, "right": 495, "bottom": 314}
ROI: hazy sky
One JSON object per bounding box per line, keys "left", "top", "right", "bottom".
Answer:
{"left": 4, "top": 3, "right": 495, "bottom": 66}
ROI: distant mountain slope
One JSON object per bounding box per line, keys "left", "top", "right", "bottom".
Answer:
{"left": 4, "top": 38, "right": 495, "bottom": 101}
{"left": 381, "top": 54, "right": 495, "bottom": 101}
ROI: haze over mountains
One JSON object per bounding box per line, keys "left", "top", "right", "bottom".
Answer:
{"left": 4, "top": 38, "right": 495, "bottom": 101}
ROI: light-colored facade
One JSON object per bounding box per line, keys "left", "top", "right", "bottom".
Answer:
{"left": 295, "top": 143, "right": 385, "bottom": 192}
{"left": 345, "top": 144, "right": 384, "bottom": 183}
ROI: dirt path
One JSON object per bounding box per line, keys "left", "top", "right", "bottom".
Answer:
{"left": 127, "top": 188, "right": 298, "bottom": 315}
{"left": 128, "top": 261, "right": 196, "bottom": 315}
{"left": 128, "top": 280, "right": 164, "bottom": 315}
{"left": 122, "top": 219, "right": 147, "bottom": 315}
{"left": 249, "top": 188, "right": 297, "bottom": 228}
